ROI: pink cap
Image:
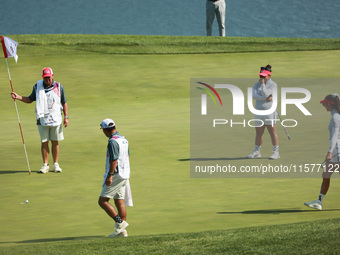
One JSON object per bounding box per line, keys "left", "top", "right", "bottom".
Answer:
{"left": 258, "top": 70, "right": 271, "bottom": 77}
{"left": 42, "top": 67, "right": 54, "bottom": 77}
{"left": 320, "top": 97, "right": 335, "bottom": 105}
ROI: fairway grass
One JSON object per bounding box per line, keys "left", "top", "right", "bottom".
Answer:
{"left": 0, "top": 35, "right": 340, "bottom": 253}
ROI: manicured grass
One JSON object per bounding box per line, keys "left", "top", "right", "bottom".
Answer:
{"left": 1, "top": 218, "right": 339, "bottom": 255}
{"left": 4, "top": 34, "right": 340, "bottom": 54}
{"left": 0, "top": 35, "right": 339, "bottom": 253}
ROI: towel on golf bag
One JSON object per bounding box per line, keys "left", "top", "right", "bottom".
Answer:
{"left": 124, "top": 179, "right": 133, "bottom": 207}
{"left": 35, "top": 80, "right": 49, "bottom": 120}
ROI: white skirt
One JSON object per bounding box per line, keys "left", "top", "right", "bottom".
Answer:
{"left": 330, "top": 140, "right": 340, "bottom": 162}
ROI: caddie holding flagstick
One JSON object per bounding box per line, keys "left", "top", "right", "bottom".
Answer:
{"left": 11, "top": 67, "right": 68, "bottom": 173}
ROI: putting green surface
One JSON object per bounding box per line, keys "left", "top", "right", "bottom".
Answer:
{"left": 0, "top": 35, "right": 339, "bottom": 247}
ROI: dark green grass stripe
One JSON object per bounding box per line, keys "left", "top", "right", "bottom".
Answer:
{"left": 1, "top": 218, "right": 339, "bottom": 255}
{"left": 4, "top": 34, "right": 340, "bottom": 55}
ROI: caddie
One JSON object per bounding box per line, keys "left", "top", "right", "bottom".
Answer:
{"left": 11, "top": 67, "right": 68, "bottom": 173}
{"left": 98, "top": 118, "right": 133, "bottom": 238}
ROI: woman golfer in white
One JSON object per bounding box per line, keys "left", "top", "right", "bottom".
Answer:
{"left": 247, "top": 65, "right": 280, "bottom": 159}
{"left": 304, "top": 94, "right": 340, "bottom": 210}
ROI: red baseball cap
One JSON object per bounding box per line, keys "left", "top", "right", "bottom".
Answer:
{"left": 42, "top": 67, "right": 54, "bottom": 77}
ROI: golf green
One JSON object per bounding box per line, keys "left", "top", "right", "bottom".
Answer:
{"left": 0, "top": 35, "right": 339, "bottom": 246}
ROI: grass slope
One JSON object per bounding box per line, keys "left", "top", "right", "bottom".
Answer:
{"left": 5, "top": 34, "right": 340, "bottom": 54}
{"left": 1, "top": 218, "right": 339, "bottom": 255}
{"left": 0, "top": 35, "right": 339, "bottom": 253}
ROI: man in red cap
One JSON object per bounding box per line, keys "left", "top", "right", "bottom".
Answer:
{"left": 11, "top": 67, "right": 68, "bottom": 173}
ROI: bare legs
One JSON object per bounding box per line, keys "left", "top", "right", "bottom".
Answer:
{"left": 320, "top": 162, "right": 337, "bottom": 195}
{"left": 98, "top": 197, "right": 126, "bottom": 221}
{"left": 255, "top": 125, "right": 279, "bottom": 146}
{"left": 41, "top": 140, "right": 59, "bottom": 164}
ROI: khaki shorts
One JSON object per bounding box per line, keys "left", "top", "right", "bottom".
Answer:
{"left": 38, "top": 124, "right": 64, "bottom": 143}
{"left": 100, "top": 175, "right": 127, "bottom": 199}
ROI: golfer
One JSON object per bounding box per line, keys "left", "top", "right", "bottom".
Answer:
{"left": 247, "top": 65, "right": 280, "bottom": 160}
{"left": 11, "top": 67, "right": 68, "bottom": 173}
{"left": 304, "top": 94, "right": 340, "bottom": 210}
{"left": 98, "top": 118, "right": 133, "bottom": 238}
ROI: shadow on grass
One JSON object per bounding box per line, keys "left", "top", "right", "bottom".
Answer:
{"left": 0, "top": 170, "right": 32, "bottom": 174}
{"left": 0, "top": 170, "right": 59, "bottom": 175}
{"left": 217, "top": 208, "right": 340, "bottom": 215}
{"left": 179, "top": 157, "right": 249, "bottom": 161}
{"left": 0, "top": 236, "right": 105, "bottom": 245}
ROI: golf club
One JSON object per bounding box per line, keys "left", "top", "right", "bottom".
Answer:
{"left": 276, "top": 111, "right": 291, "bottom": 140}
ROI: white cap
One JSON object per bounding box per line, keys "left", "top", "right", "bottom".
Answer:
{"left": 100, "top": 118, "right": 115, "bottom": 129}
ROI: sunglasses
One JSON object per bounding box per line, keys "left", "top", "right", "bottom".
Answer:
{"left": 260, "top": 67, "right": 271, "bottom": 72}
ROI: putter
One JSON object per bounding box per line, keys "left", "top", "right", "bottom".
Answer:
{"left": 277, "top": 111, "right": 291, "bottom": 140}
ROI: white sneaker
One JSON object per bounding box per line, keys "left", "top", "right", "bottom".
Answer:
{"left": 304, "top": 200, "right": 323, "bottom": 210}
{"left": 117, "top": 229, "right": 128, "bottom": 237}
{"left": 108, "top": 221, "right": 129, "bottom": 237}
{"left": 247, "top": 150, "right": 261, "bottom": 159}
{"left": 53, "top": 163, "right": 62, "bottom": 173}
{"left": 269, "top": 151, "right": 280, "bottom": 160}
{"left": 38, "top": 163, "right": 49, "bottom": 173}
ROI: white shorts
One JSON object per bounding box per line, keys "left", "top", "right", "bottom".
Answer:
{"left": 254, "top": 111, "right": 278, "bottom": 127}
{"left": 100, "top": 175, "right": 127, "bottom": 199}
{"left": 38, "top": 124, "right": 64, "bottom": 143}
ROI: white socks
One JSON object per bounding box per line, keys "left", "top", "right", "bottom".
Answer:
{"left": 254, "top": 145, "right": 279, "bottom": 152}
{"left": 318, "top": 193, "right": 325, "bottom": 203}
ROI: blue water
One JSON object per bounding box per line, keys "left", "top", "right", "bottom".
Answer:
{"left": 0, "top": 0, "right": 339, "bottom": 38}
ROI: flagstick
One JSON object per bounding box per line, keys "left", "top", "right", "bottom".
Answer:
{"left": 5, "top": 58, "right": 31, "bottom": 175}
